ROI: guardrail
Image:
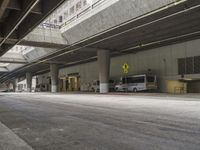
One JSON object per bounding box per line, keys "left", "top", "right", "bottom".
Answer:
{"left": 60, "top": 0, "right": 107, "bottom": 29}
{"left": 39, "top": 23, "right": 60, "bottom": 29}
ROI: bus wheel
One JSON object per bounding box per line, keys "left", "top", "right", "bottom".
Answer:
{"left": 133, "top": 88, "right": 137, "bottom": 93}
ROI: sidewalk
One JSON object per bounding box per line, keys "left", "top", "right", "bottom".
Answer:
{"left": 0, "top": 121, "right": 33, "bottom": 150}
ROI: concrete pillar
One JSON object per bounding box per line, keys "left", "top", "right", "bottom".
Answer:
{"left": 97, "top": 50, "right": 110, "bottom": 93}
{"left": 12, "top": 79, "right": 16, "bottom": 92}
{"left": 63, "top": 78, "right": 67, "bottom": 92}
{"left": 50, "top": 64, "right": 59, "bottom": 93}
{"left": 26, "top": 72, "right": 32, "bottom": 92}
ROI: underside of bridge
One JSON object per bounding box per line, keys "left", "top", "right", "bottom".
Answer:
{"left": 0, "top": 0, "right": 66, "bottom": 56}
{"left": 0, "top": 0, "right": 66, "bottom": 81}
{"left": 1, "top": 0, "right": 200, "bottom": 83}
{"left": 1, "top": 1, "right": 200, "bottom": 149}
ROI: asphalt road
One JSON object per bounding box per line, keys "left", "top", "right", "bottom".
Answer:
{"left": 0, "top": 93, "right": 200, "bottom": 150}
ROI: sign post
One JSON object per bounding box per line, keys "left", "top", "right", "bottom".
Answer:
{"left": 122, "top": 63, "right": 129, "bottom": 74}
{"left": 122, "top": 63, "right": 129, "bottom": 92}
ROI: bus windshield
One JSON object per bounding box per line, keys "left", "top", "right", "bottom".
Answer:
{"left": 147, "top": 76, "right": 155, "bottom": 82}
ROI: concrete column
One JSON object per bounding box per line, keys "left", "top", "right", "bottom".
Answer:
{"left": 12, "top": 79, "right": 16, "bottom": 92}
{"left": 26, "top": 72, "right": 32, "bottom": 92}
{"left": 97, "top": 50, "right": 110, "bottom": 93}
{"left": 63, "top": 78, "right": 67, "bottom": 92}
{"left": 50, "top": 64, "right": 59, "bottom": 93}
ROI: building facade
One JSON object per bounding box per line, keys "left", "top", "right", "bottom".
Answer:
{"left": 36, "top": 38, "right": 200, "bottom": 94}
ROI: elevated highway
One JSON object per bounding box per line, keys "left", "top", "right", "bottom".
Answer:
{"left": 1, "top": 0, "right": 200, "bottom": 84}
{"left": 0, "top": 0, "right": 66, "bottom": 55}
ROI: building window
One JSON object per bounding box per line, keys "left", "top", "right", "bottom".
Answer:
{"left": 64, "top": 12, "right": 68, "bottom": 19}
{"left": 54, "top": 19, "right": 57, "bottom": 24}
{"left": 59, "top": 16, "right": 63, "bottom": 23}
{"left": 178, "top": 56, "right": 200, "bottom": 75}
{"left": 186, "top": 57, "right": 194, "bottom": 74}
{"left": 83, "top": 0, "right": 87, "bottom": 6}
{"left": 70, "top": 6, "right": 75, "bottom": 15}
{"left": 178, "top": 58, "right": 186, "bottom": 75}
{"left": 194, "top": 56, "right": 200, "bottom": 73}
{"left": 76, "top": 1, "right": 82, "bottom": 11}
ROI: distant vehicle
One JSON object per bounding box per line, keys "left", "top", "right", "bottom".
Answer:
{"left": 35, "top": 84, "right": 48, "bottom": 92}
{"left": 90, "top": 80, "right": 116, "bottom": 92}
{"left": 0, "top": 89, "right": 9, "bottom": 92}
{"left": 35, "top": 85, "right": 41, "bottom": 92}
{"left": 115, "top": 74, "right": 157, "bottom": 92}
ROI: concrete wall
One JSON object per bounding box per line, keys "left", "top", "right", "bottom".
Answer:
{"left": 36, "top": 73, "right": 50, "bottom": 84}
{"left": 21, "top": 27, "right": 68, "bottom": 48}
{"left": 188, "top": 82, "right": 200, "bottom": 93}
{"left": 37, "top": 38, "right": 200, "bottom": 93}
{"left": 166, "top": 80, "right": 187, "bottom": 94}
{"left": 24, "top": 48, "right": 56, "bottom": 62}
{"left": 16, "top": 77, "right": 37, "bottom": 92}
{"left": 59, "top": 61, "right": 99, "bottom": 91}
{"left": 62, "top": 0, "right": 174, "bottom": 44}
{"left": 0, "top": 83, "right": 8, "bottom": 92}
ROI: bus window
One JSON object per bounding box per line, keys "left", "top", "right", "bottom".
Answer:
{"left": 122, "top": 77, "right": 132, "bottom": 84}
{"left": 132, "top": 76, "right": 145, "bottom": 83}
{"left": 147, "top": 76, "right": 155, "bottom": 82}
{"left": 127, "top": 77, "right": 132, "bottom": 83}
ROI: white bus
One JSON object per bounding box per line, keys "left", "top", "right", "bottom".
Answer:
{"left": 115, "top": 74, "right": 157, "bottom": 92}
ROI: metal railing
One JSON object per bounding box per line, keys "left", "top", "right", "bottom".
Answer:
{"left": 39, "top": 23, "right": 60, "bottom": 29}
{"left": 60, "top": 0, "right": 107, "bottom": 29}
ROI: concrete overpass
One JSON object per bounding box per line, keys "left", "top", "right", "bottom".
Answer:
{"left": 1, "top": 1, "right": 200, "bottom": 149}
{"left": 1, "top": 0, "right": 200, "bottom": 93}
{"left": 2, "top": 26, "right": 68, "bottom": 49}
{"left": 0, "top": 0, "right": 67, "bottom": 83}
{"left": 1, "top": 0, "right": 200, "bottom": 89}
{"left": 0, "top": 57, "right": 27, "bottom": 64}
{"left": 0, "top": 0, "right": 66, "bottom": 55}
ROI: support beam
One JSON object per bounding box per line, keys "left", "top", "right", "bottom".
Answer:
{"left": 0, "top": 0, "right": 40, "bottom": 55}
{"left": 6, "top": 0, "right": 20, "bottom": 11}
{"left": 0, "top": 67, "right": 8, "bottom": 72}
{"left": 12, "top": 79, "right": 16, "bottom": 92}
{"left": 0, "top": 0, "right": 66, "bottom": 55}
{"left": 0, "top": 57, "right": 27, "bottom": 64}
{"left": 7, "top": 0, "right": 42, "bottom": 14}
{"left": 0, "top": 0, "right": 10, "bottom": 18}
{"left": 26, "top": 72, "right": 32, "bottom": 92}
{"left": 0, "top": 26, "right": 68, "bottom": 49}
{"left": 50, "top": 64, "right": 58, "bottom": 93}
{"left": 63, "top": 78, "right": 67, "bottom": 92}
{"left": 17, "top": 0, "right": 66, "bottom": 40}
{"left": 97, "top": 50, "right": 110, "bottom": 94}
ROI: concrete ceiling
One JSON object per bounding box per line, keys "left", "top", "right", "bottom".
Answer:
{"left": 1, "top": 0, "right": 200, "bottom": 82}
{"left": 0, "top": 0, "right": 66, "bottom": 56}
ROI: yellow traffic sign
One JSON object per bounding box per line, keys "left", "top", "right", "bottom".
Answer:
{"left": 122, "top": 63, "right": 129, "bottom": 74}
